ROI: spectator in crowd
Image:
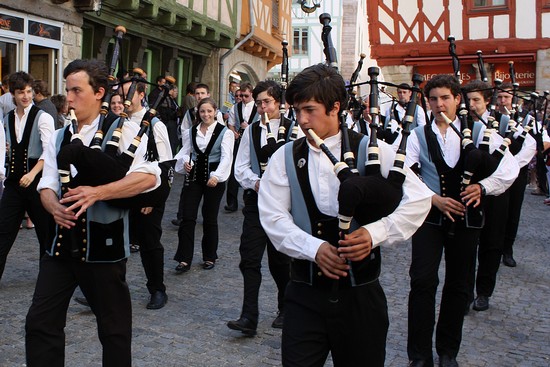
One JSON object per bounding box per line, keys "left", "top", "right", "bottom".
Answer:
{"left": 32, "top": 80, "right": 58, "bottom": 123}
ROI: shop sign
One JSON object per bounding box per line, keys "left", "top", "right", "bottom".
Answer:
{"left": 28, "top": 21, "right": 61, "bottom": 41}
{"left": 492, "top": 62, "right": 536, "bottom": 88}
{"left": 0, "top": 14, "right": 24, "bottom": 33}
{"left": 413, "top": 64, "right": 476, "bottom": 85}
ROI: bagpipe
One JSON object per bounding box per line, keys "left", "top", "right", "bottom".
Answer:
{"left": 305, "top": 14, "right": 424, "bottom": 301}
{"left": 258, "top": 39, "right": 298, "bottom": 174}
{"left": 57, "top": 26, "right": 176, "bottom": 212}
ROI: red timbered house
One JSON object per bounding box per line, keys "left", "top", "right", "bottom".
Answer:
{"left": 366, "top": 0, "right": 550, "bottom": 90}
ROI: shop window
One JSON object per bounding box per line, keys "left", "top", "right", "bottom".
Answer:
{"left": 0, "top": 40, "right": 18, "bottom": 80}
{"left": 293, "top": 27, "right": 308, "bottom": 56}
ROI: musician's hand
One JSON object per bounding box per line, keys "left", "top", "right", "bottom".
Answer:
{"left": 141, "top": 207, "right": 153, "bottom": 215}
{"left": 315, "top": 242, "right": 349, "bottom": 280}
{"left": 240, "top": 122, "right": 249, "bottom": 130}
{"left": 19, "top": 172, "right": 36, "bottom": 188}
{"left": 207, "top": 176, "right": 218, "bottom": 187}
{"left": 461, "top": 184, "right": 482, "bottom": 208}
{"left": 40, "top": 189, "right": 77, "bottom": 229}
{"left": 233, "top": 130, "right": 240, "bottom": 139}
{"left": 254, "top": 180, "right": 260, "bottom": 192}
{"left": 184, "top": 162, "right": 193, "bottom": 173}
{"left": 432, "top": 194, "right": 465, "bottom": 222}
{"left": 338, "top": 227, "right": 373, "bottom": 262}
{"left": 61, "top": 186, "right": 102, "bottom": 218}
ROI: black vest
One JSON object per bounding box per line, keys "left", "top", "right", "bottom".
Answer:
{"left": 288, "top": 131, "right": 382, "bottom": 288}
{"left": 5, "top": 106, "right": 41, "bottom": 182}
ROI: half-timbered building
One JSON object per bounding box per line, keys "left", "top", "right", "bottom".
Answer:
{"left": 367, "top": 0, "right": 550, "bottom": 90}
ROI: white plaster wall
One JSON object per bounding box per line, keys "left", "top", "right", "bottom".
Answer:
{"left": 493, "top": 15, "right": 509, "bottom": 39}
{"left": 448, "top": 0, "right": 464, "bottom": 40}
{"left": 469, "top": 17, "right": 489, "bottom": 40}
{"left": 516, "top": 0, "right": 536, "bottom": 39}
{"left": 542, "top": 13, "right": 550, "bottom": 38}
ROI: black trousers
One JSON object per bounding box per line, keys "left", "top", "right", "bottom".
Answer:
{"left": 282, "top": 280, "right": 388, "bottom": 367}
{"left": 130, "top": 203, "right": 166, "bottom": 294}
{"left": 502, "top": 166, "right": 528, "bottom": 257}
{"left": 0, "top": 179, "right": 52, "bottom": 280}
{"left": 408, "top": 222, "right": 480, "bottom": 362}
{"left": 174, "top": 180, "right": 225, "bottom": 264}
{"left": 25, "top": 255, "right": 132, "bottom": 367}
{"left": 225, "top": 139, "right": 241, "bottom": 209}
{"left": 238, "top": 189, "right": 290, "bottom": 324}
{"left": 469, "top": 192, "right": 509, "bottom": 300}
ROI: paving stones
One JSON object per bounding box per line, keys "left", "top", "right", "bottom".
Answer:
{"left": 0, "top": 175, "right": 548, "bottom": 366}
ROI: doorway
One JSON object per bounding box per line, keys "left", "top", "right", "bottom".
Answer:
{"left": 29, "top": 44, "right": 58, "bottom": 94}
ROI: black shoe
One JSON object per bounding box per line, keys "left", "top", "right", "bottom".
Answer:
{"left": 409, "top": 360, "right": 433, "bottom": 367}
{"left": 146, "top": 291, "right": 168, "bottom": 310}
{"left": 473, "top": 295, "right": 489, "bottom": 311}
{"left": 130, "top": 244, "right": 140, "bottom": 253}
{"left": 175, "top": 262, "right": 191, "bottom": 274}
{"left": 224, "top": 205, "right": 237, "bottom": 212}
{"left": 171, "top": 218, "right": 182, "bottom": 227}
{"left": 438, "top": 355, "right": 458, "bottom": 367}
{"left": 502, "top": 254, "right": 517, "bottom": 267}
{"left": 203, "top": 261, "right": 215, "bottom": 270}
{"left": 227, "top": 317, "right": 257, "bottom": 336}
{"left": 74, "top": 297, "right": 90, "bottom": 307}
{"left": 271, "top": 311, "right": 284, "bottom": 329}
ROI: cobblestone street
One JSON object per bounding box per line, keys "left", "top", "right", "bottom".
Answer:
{"left": 0, "top": 174, "right": 549, "bottom": 366}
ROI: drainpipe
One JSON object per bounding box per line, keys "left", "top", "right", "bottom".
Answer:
{"left": 219, "top": 0, "right": 255, "bottom": 104}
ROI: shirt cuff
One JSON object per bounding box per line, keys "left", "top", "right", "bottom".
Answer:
{"left": 37, "top": 176, "right": 60, "bottom": 194}
{"left": 363, "top": 221, "right": 388, "bottom": 249}
{"left": 304, "top": 236, "right": 325, "bottom": 262}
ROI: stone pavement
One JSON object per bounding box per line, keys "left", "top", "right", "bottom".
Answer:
{"left": 0, "top": 174, "right": 549, "bottom": 367}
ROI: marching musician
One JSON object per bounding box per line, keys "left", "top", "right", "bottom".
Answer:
{"left": 405, "top": 75, "right": 518, "bottom": 367}
{"left": 257, "top": 64, "right": 432, "bottom": 366}
{"left": 172, "top": 83, "right": 223, "bottom": 226}
{"left": 383, "top": 82, "right": 427, "bottom": 129}
{"left": 26, "top": 59, "right": 160, "bottom": 366}
{"left": 172, "top": 97, "right": 234, "bottom": 273}
{"left": 497, "top": 83, "right": 537, "bottom": 268}
{"left": 227, "top": 80, "right": 297, "bottom": 337}
{"left": 121, "top": 78, "right": 172, "bottom": 310}
{"left": 465, "top": 81, "right": 536, "bottom": 313}
{"left": 225, "top": 82, "right": 258, "bottom": 212}
{"left": 0, "top": 71, "right": 55, "bottom": 282}
{"left": 179, "top": 83, "right": 223, "bottom": 133}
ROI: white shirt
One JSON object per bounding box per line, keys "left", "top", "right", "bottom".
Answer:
{"left": 127, "top": 107, "right": 173, "bottom": 162}
{"left": 38, "top": 114, "right": 161, "bottom": 194}
{"left": 405, "top": 117, "right": 519, "bottom": 196}
{"left": 180, "top": 107, "right": 224, "bottom": 135}
{"left": 11, "top": 104, "right": 55, "bottom": 161}
{"left": 500, "top": 112, "right": 537, "bottom": 169}
{"left": 383, "top": 102, "right": 426, "bottom": 128}
{"left": 228, "top": 100, "right": 256, "bottom": 128}
{"left": 175, "top": 121, "right": 234, "bottom": 182}
{"left": 0, "top": 92, "right": 15, "bottom": 116}
{"left": 258, "top": 132, "right": 433, "bottom": 262}
{"left": 235, "top": 118, "right": 305, "bottom": 190}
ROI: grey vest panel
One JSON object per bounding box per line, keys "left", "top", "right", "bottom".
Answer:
{"left": 6, "top": 109, "right": 44, "bottom": 162}
{"left": 499, "top": 114, "right": 510, "bottom": 136}
{"left": 190, "top": 124, "right": 227, "bottom": 163}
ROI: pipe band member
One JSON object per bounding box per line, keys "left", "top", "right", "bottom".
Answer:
{"left": 258, "top": 64, "right": 433, "bottom": 366}
{"left": 173, "top": 97, "right": 234, "bottom": 272}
